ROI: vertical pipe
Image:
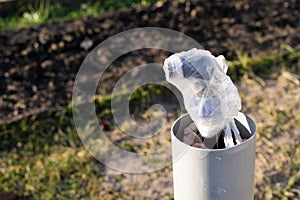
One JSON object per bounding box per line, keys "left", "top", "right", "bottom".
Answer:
{"left": 171, "top": 112, "right": 256, "bottom": 200}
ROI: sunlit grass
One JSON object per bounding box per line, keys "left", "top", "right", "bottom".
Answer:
{"left": 0, "top": 49, "right": 299, "bottom": 199}
{"left": 0, "top": 0, "right": 160, "bottom": 31}
{"left": 227, "top": 45, "right": 300, "bottom": 80}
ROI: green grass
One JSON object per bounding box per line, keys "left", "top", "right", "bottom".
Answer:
{"left": 0, "top": 106, "right": 103, "bottom": 199}
{"left": 0, "top": 0, "right": 160, "bottom": 31}
{"left": 227, "top": 45, "right": 300, "bottom": 80}
{"left": 0, "top": 49, "right": 299, "bottom": 199}
{"left": 0, "top": 84, "right": 176, "bottom": 198}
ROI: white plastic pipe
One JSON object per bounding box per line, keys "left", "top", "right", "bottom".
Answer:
{"left": 171, "top": 112, "right": 256, "bottom": 200}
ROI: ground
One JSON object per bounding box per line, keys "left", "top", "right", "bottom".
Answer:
{"left": 0, "top": 0, "right": 299, "bottom": 199}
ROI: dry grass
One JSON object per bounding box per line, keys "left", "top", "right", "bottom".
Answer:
{"left": 240, "top": 71, "right": 300, "bottom": 200}
{"left": 0, "top": 51, "right": 299, "bottom": 199}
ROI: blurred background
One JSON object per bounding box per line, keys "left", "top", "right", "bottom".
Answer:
{"left": 0, "top": 0, "right": 299, "bottom": 199}
{"left": 0, "top": 0, "right": 159, "bottom": 31}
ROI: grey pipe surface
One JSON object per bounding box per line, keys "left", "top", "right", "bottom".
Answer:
{"left": 171, "top": 112, "right": 256, "bottom": 200}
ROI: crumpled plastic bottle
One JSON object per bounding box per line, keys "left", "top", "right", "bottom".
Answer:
{"left": 163, "top": 48, "right": 242, "bottom": 147}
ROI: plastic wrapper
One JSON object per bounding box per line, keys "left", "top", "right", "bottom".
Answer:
{"left": 163, "top": 48, "right": 242, "bottom": 148}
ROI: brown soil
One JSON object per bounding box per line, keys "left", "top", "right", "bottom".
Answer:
{"left": 1, "top": 0, "right": 299, "bottom": 124}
